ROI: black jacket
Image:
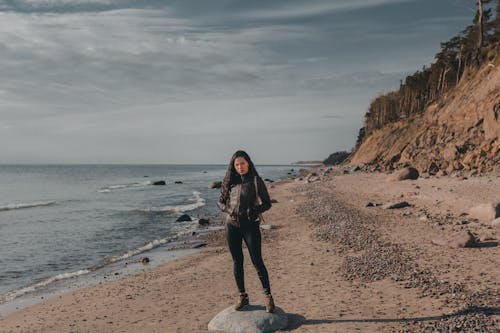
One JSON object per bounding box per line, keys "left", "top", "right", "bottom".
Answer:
{"left": 217, "top": 174, "right": 272, "bottom": 226}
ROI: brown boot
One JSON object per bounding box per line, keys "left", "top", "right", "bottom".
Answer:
{"left": 265, "top": 294, "right": 275, "bottom": 313}
{"left": 234, "top": 293, "right": 249, "bottom": 311}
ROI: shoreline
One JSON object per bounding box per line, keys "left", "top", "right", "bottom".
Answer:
{"left": 0, "top": 247, "right": 199, "bottom": 319}
{"left": 1, "top": 168, "right": 498, "bottom": 332}
{"left": 0, "top": 217, "right": 224, "bottom": 319}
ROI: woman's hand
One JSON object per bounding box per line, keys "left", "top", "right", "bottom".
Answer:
{"left": 248, "top": 207, "right": 257, "bottom": 221}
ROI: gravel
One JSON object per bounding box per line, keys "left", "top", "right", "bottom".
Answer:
{"left": 295, "top": 182, "right": 499, "bottom": 332}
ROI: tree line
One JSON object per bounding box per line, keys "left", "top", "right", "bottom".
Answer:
{"left": 356, "top": 0, "right": 499, "bottom": 149}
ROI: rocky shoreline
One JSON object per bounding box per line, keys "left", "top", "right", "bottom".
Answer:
{"left": 298, "top": 179, "right": 499, "bottom": 332}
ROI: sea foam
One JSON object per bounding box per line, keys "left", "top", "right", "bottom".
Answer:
{"left": 138, "top": 191, "right": 206, "bottom": 213}
{"left": 0, "top": 201, "right": 56, "bottom": 212}
{"left": 0, "top": 269, "right": 90, "bottom": 303}
{"left": 98, "top": 181, "right": 152, "bottom": 193}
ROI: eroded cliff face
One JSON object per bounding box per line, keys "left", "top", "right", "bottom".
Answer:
{"left": 350, "top": 62, "right": 500, "bottom": 174}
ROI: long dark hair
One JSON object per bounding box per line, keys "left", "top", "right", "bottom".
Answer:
{"left": 219, "top": 150, "right": 260, "bottom": 204}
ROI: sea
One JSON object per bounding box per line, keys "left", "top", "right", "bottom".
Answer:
{"left": 0, "top": 164, "right": 298, "bottom": 313}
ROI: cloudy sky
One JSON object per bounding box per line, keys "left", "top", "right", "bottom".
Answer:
{"left": 0, "top": 0, "right": 475, "bottom": 164}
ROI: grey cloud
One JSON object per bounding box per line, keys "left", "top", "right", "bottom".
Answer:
{"left": 234, "top": 0, "right": 416, "bottom": 20}
{"left": 0, "top": 0, "right": 475, "bottom": 163}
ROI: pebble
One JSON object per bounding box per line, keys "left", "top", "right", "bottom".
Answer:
{"left": 298, "top": 186, "right": 499, "bottom": 332}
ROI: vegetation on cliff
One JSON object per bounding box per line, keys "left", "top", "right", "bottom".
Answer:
{"left": 356, "top": 0, "right": 499, "bottom": 147}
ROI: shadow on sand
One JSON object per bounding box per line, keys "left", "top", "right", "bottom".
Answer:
{"left": 284, "top": 306, "right": 500, "bottom": 330}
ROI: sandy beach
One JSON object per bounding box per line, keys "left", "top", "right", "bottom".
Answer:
{"left": 1, "top": 167, "right": 499, "bottom": 333}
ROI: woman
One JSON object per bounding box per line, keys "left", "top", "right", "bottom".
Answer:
{"left": 217, "top": 150, "right": 275, "bottom": 313}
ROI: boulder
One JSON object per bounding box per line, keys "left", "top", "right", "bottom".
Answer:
{"left": 469, "top": 203, "right": 500, "bottom": 221}
{"left": 152, "top": 180, "right": 166, "bottom": 185}
{"left": 307, "top": 176, "right": 320, "bottom": 182}
{"left": 492, "top": 217, "right": 500, "bottom": 228}
{"left": 176, "top": 214, "right": 192, "bottom": 222}
{"left": 174, "top": 181, "right": 183, "bottom": 184}
{"left": 209, "top": 181, "right": 222, "bottom": 189}
{"left": 199, "top": 218, "right": 210, "bottom": 226}
{"left": 208, "top": 303, "right": 288, "bottom": 333}
{"left": 431, "top": 230, "right": 477, "bottom": 249}
{"left": 260, "top": 224, "right": 275, "bottom": 230}
{"left": 382, "top": 201, "right": 411, "bottom": 209}
{"left": 427, "top": 162, "right": 439, "bottom": 175}
{"left": 386, "top": 167, "right": 419, "bottom": 182}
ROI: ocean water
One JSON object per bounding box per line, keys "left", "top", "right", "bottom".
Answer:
{"left": 0, "top": 164, "right": 296, "bottom": 304}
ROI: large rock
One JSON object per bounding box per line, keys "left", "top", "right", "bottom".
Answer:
{"left": 209, "top": 181, "right": 222, "bottom": 189}
{"left": 427, "top": 162, "right": 440, "bottom": 175}
{"left": 431, "top": 230, "right": 477, "bottom": 249}
{"left": 469, "top": 203, "right": 500, "bottom": 221}
{"left": 208, "top": 304, "right": 288, "bottom": 333}
{"left": 198, "top": 218, "right": 210, "bottom": 226}
{"left": 382, "top": 201, "right": 411, "bottom": 209}
{"left": 492, "top": 217, "right": 500, "bottom": 228}
{"left": 176, "top": 214, "right": 192, "bottom": 222}
{"left": 386, "top": 167, "right": 419, "bottom": 182}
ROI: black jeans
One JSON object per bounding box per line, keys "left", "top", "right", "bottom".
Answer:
{"left": 226, "top": 221, "right": 271, "bottom": 295}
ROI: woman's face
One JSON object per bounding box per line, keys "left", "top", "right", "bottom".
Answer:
{"left": 234, "top": 157, "right": 249, "bottom": 175}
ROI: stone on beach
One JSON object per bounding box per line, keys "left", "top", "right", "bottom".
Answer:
{"left": 386, "top": 167, "right": 419, "bottom": 182}
{"left": 431, "top": 230, "right": 477, "bottom": 249}
{"left": 260, "top": 224, "right": 275, "bottom": 230}
{"left": 382, "top": 201, "right": 411, "bottom": 209}
{"left": 469, "top": 203, "right": 500, "bottom": 222}
{"left": 198, "top": 218, "right": 210, "bottom": 225}
{"left": 209, "top": 181, "right": 222, "bottom": 189}
{"left": 208, "top": 303, "right": 288, "bottom": 333}
{"left": 176, "top": 214, "right": 192, "bottom": 222}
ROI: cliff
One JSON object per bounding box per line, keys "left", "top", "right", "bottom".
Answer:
{"left": 350, "top": 59, "right": 500, "bottom": 174}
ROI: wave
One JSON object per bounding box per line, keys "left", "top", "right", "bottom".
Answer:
{"left": 103, "top": 237, "right": 172, "bottom": 264}
{"left": 0, "top": 201, "right": 56, "bottom": 212}
{"left": 137, "top": 191, "right": 206, "bottom": 213}
{"left": 104, "top": 221, "right": 204, "bottom": 265}
{"left": 98, "top": 181, "right": 152, "bottom": 193}
{"left": 0, "top": 268, "right": 90, "bottom": 303}
{"left": 0, "top": 197, "right": 206, "bottom": 304}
